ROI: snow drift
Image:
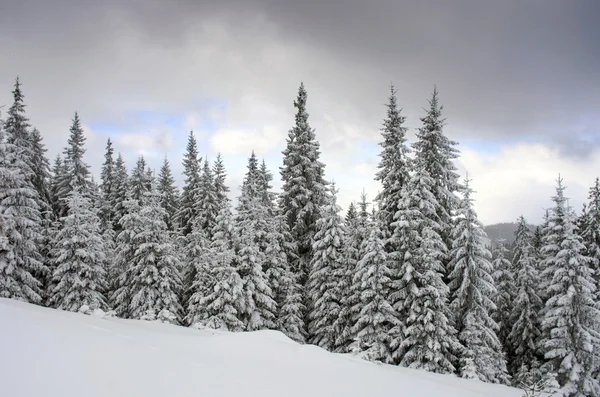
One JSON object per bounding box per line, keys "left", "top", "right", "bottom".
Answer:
{"left": 0, "top": 298, "right": 522, "bottom": 397}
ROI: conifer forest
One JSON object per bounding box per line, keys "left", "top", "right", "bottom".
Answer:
{"left": 1, "top": 78, "right": 599, "bottom": 396}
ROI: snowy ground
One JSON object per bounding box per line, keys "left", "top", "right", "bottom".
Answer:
{"left": 1, "top": 298, "right": 523, "bottom": 397}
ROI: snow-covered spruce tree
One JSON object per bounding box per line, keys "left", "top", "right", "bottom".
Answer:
{"left": 508, "top": 216, "right": 543, "bottom": 384}
{"left": 335, "top": 191, "right": 371, "bottom": 352}
{"left": 374, "top": 84, "right": 411, "bottom": 242}
{"left": 234, "top": 154, "right": 277, "bottom": 331}
{"left": 448, "top": 178, "right": 508, "bottom": 384}
{"left": 538, "top": 177, "right": 600, "bottom": 397}
{"left": 279, "top": 83, "right": 329, "bottom": 287}
{"left": 182, "top": 217, "right": 211, "bottom": 325}
{"left": 307, "top": 184, "right": 346, "bottom": 350}
{"left": 212, "top": 153, "right": 230, "bottom": 209}
{"left": 55, "top": 112, "right": 92, "bottom": 217}
{"left": 412, "top": 87, "right": 461, "bottom": 278}
{"left": 273, "top": 213, "right": 307, "bottom": 343}
{"left": 0, "top": 81, "right": 46, "bottom": 303}
{"left": 350, "top": 217, "right": 399, "bottom": 363}
{"left": 177, "top": 131, "right": 202, "bottom": 236}
{"left": 98, "top": 138, "right": 115, "bottom": 230}
{"left": 195, "top": 158, "right": 219, "bottom": 237}
{"left": 389, "top": 165, "right": 461, "bottom": 373}
{"left": 50, "top": 154, "right": 67, "bottom": 219}
{"left": 129, "top": 156, "right": 152, "bottom": 205}
{"left": 49, "top": 187, "right": 107, "bottom": 311}
{"left": 491, "top": 238, "right": 515, "bottom": 357}
{"left": 580, "top": 178, "right": 600, "bottom": 298}
{"left": 187, "top": 205, "right": 244, "bottom": 331}
{"left": 109, "top": 153, "right": 129, "bottom": 233}
{"left": 157, "top": 157, "right": 179, "bottom": 232}
{"left": 112, "top": 188, "right": 183, "bottom": 322}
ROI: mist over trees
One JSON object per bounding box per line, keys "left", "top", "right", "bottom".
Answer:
{"left": 1, "top": 78, "right": 599, "bottom": 396}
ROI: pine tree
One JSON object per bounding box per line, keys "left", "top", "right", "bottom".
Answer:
{"left": 491, "top": 238, "right": 516, "bottom": 362}
{"left": 307, "top": 185, "right": 345, "bottom": 350}
{"left": 350, "top": 218, "right": 399, "bottom": 363}
{"left": 448, "top": 178, "right": 508, "bottom": 383}
{"left": 195, "top": 158, "right": 219, "bottom": 237}
{"left": 412, "top": 87, "right": 460, "bottom": 278}
{"left": 187, "top": 206, "right": 244, "bottom": 331}
{"left": 212, "top": 153, "right": 230, "bottom": 209}
{"left": 177, "top": 131, "right": 201, "bottom": 236}
{"left": 112, "top": 187, "right": 183, "bottom": 323}
{"left": 55, "top": 112, "right": 92, "bottom": 216}
{"left": 374, "top": 85, "right": 411, "bottom": 242}
{"left": 109, "top": 153, "right": 129, "bottom": 233}
{"left": 538, "top": 177, "right": 600, "bottom": 396}
{"left": 182, "top": 218, "right": 211, "bottom": 325}
{"left": 0, "top": 81, "right": 46, "bottom": 303}
{"left": 49, "top": 187, "right": 107, "bottom": 311}
{"left": 99, "top": 139, "right": 115, "bottom": 230}
{"left": 508, "top": 216, "right": 543, "bottom": 384}
{"left": 280, "top": 83, "right": 329, "bottom": 287}
{"left": 389, "top": 166, "right": 460, "bottom": 373}
{"left": 157, "top": 157, "right": 179, "bottom": 231}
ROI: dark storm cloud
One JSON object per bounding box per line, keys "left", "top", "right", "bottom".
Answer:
{"left": 115, "top": 0, "right": 600, "bottom": 156}
{"left": 1, "top": 0, "right": 599, "bottom": 157}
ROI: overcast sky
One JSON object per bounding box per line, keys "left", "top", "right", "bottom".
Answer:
{"left": 1, "top": 0, "right": 599, "bottom": 225}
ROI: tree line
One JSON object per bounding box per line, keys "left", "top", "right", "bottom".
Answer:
{"left": 0, "top": 79, "right": 599, "bottom": 396}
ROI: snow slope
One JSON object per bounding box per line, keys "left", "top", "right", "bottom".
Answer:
{"left": 0, "top": 298, "right": 522, "bottom": 397}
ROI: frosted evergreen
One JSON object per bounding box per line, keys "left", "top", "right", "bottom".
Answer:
{"left": 491, "top": 238, "right": 515, "bottom": 356}
{"left": 350, "top": 218, "right": 399, "bottom": 364}
{"left": 307, "top": 185, "right": 346, "bottom": 350}
{"left": 448, "top": 178, "right": 508, "bottom": 384}
{"left": 177, "top": 131, "right": 202, "bottom": 236}
{"left": 508, "top": 216, "right": 543, "bottom": 384}
{"left": 279, "top": 83, "right": 329, "bottom": 287}
{"left": 157, "top": 157, "right": 179, "bottom": 232}
{"left": 374, "top": 85, "right": 411, "bottom": 241}
{"left": 50, "top": 187, "right": 107, "bottom": 311}
{"left": 0, "top": 81, "right": 46, "bottom": 303}
{"left": 389, "top": 166, "right": 460, "bottom": 373}
{"left": 538, "top": 178, "right": 600, "bottom": 397}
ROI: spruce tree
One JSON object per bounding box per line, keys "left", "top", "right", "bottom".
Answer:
{"left": 55, "top": 112, "right": 92, "bottom": 216}
{"left": 99, "top": 139, "right": 115, "bottom": 230}
{"left": 336, "top": 191, "right": 371, "bottom": 352}
{"left": 412, "top": 87, "right": 460, "bottom": 277}
{"left": 350, "top": 218, "right": 399, "bottom": 363}
{"left": 448, "top": 178, "right": 508, "bottom": 383}
{"left": 50, "top": 187, "right": 107, "bottom": 311}
{"left": 491, "top": 238, "right": 515, "bottom": 357}
{"left": 109, "top": 153, "right": 129, "bottom": 233}
{"left": 182, "top": 218, "right": 211, "bottom": 325}
{"left": 177, "top": 131, "right": 201, "bottom": 236}
{"left": 49, "top": 154, "right": 65, "bottom": 218}
{"left": 580, "top": 178, "right": 600, "bottom": 297}
{"left": 0, "top": 80, "right": 46, "bottom": 303}
{"left": 538, "top": 178, "right": 600, "bottom": 396}
{"left": 389, "top": 166, "right": 460, "bottom": 373}
{"left": 307, "top": 185, "right": 345, "bottom": 350}
{"left": 374, "top": 85, "right": 411, "bottom": 242}
{"left": 187, "top": 206, "right": 244, "bottom": 331}
{"left": 129, "top": 156, "right": 152, "bottom": 205}
{"left": 508, "top": 216, "right": 543, "bottom": 384}
{"left": 112, "top": 187, "right": 183, "bottom": 323}
{"left": 212, "top": 153, "right": 230, "bottom": 209}
{"left": 195, "top": 158, "right": 219, "bottom": 237}
{"left": 280, "top": 83, "right": 329, "bottom": 287}
{"left": 157, "top": 157, "right": 179, "bottom": 231}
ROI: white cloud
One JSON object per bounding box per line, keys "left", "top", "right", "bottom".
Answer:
{"left": 210, "top": 126, "right": 282, "bottom": 155}
{"left": 459, "top": 143, "right": 599, "bottom": 225}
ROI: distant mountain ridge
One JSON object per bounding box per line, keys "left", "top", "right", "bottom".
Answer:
{"left": 483, "top": 222, "right": 538, "bottom": 246}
